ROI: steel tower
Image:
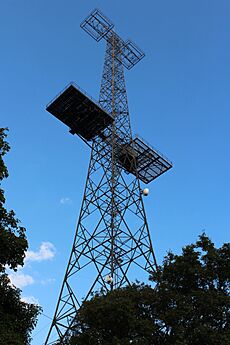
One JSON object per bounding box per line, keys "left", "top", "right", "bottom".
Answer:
{"left": 45, "top": 9, "right": 172, "bottom": 344}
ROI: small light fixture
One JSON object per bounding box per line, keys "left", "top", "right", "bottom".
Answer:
{"left": 142, "top": 188, "right": 149, "bottom": 196}
{"left": 105, "top": 275, "right": 113, "bottom": 284}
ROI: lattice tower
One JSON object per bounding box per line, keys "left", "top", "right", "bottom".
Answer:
{"left": 45, "top": 9, "right": 172, "bottom": 344}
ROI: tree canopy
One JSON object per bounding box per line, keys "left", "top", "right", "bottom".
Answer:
{"left": 0, "top": 128, "right": 41, "bottom": 344}
{"left": 69, "top": 234, "right": 230, "bottom": 345}
{"left": 150, "top": 234, "right": 230, "bottom": 344}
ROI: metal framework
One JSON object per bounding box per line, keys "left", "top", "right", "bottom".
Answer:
{"left": 45, "top": 9, "right": 172, "bottom": 344}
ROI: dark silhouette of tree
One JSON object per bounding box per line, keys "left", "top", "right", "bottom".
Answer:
{"left": 0, "top": 128, "right": 41, "bottom": 344}
{"left": 69, "top": 234, "right": 230, "bottom": 345}
{"left": 150, "top": 233, "right": 230, "bottom": 344}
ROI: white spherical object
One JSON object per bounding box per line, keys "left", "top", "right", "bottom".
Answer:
{"left": 142, "top": 188, "right": 149, "bottom": 196}
{"left": 105, "top": 275, "right": 113, "bottom": 284}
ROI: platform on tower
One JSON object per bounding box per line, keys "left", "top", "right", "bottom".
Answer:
{"left": 46, "top": 83, "right": 114, "bottom": 141}
{"left": 117, "top": 135, "right": 172, "bottom": 184}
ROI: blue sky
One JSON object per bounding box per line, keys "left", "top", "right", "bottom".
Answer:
{"left": 1, "top": 0, "right": 230, "bottom": 343}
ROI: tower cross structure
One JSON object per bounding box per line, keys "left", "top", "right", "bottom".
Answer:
{"left": 45, "top": 9, "right": 172, "bottom": 344}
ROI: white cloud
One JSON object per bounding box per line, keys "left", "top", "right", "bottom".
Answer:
{"left": 21, "top": 295, "right": 39, "bottom": 305}
{"left": 8, "top": 242, "right": 56, "bottom": 292}
{"left": 25, "top": 242, "right": 56, "bottom": 263}
{"left": 9, "top": 272, "right": 34, "bottom": 288}
{"left": 60, "top": 197, "right": 72, "bottom": 205}
{"left": 41, "top": 278, "right": 56, "bottom": 285}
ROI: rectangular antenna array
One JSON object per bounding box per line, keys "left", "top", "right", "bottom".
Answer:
{"left": 46, "top": 84, "right": 114, "bottom": 141}
{"left": 81, "top": 9, "right": 145, "bottom": 69}
{"left": 119, "top": 39, "right": 145, "bottom": 70}
{"left": 80, "top": 9, "right": 114, "bottom": 42}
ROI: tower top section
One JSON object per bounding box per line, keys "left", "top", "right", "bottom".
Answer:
{"left": 80, "top": 9, "right": 145, "bottom": 69}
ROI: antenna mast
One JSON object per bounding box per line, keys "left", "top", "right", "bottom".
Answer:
{"left": 45, "top": 9, "right": 172, "bottom": 344}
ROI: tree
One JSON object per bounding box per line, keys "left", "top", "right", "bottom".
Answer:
{"left": 0, "top": 128, "right": 41, "bottom": 344}
{"left": 69, "top": 234, "right": 230, "bottom": 345}
{"left": 150, "top": 234, "right": 230, "bottom": 345}
{"left": 69, "top": 284, "right": 162, "bottom": 345}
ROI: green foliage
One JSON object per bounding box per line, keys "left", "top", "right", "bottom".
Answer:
{"left": 0, "top": 274, "right": 40, "bottom": 345}
{"left": 0, "top": 128, "right": 10, "bottom": 181}
{"left": 69, "top": 234, "right": 230, "bottom": 345}
{"left": 150, "top": 234, "right": 230, "bottom": 345}
{"left": 69, "top": 284, "right": 163, "bottom": 345}
{"left": 0, "top": 128, "right": 41, "bottom": 344}
{"left": 0, "top": 128, "right": 27, "bottom": 271}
